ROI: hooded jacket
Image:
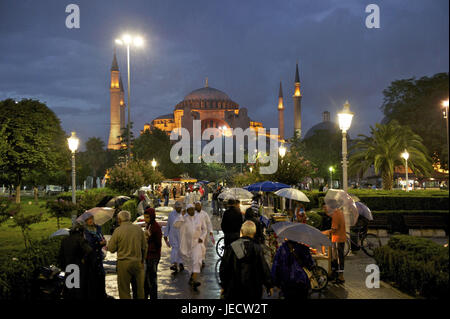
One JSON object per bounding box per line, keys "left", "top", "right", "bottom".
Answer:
{"left": 219, "top": 236, "right": 273, "bottom": 300}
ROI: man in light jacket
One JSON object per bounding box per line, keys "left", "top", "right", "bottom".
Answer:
{"left": 107, "top": 210, "right": 147, "bottom": 299}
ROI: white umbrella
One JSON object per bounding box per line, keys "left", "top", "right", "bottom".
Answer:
{"left": 77, "top": 207, "right": 115, "bottom": 226}
{"left": 274, "top": 188, "right": 310, "bottom": 202}
{"left": 218, "top": 188, "right": 253, "bottom": 201}
{"left": 49, "top": 228, "right": 70, "bottom": 238}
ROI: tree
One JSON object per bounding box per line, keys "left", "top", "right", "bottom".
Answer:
{"left": 267, "top": 147, "right": 316, "bottom": 186}
{"left": 0, "top": 99, "right": 69, "bottom": 203}
{"left": 107, "top": 160, "right": 164, "bottom": 194}
{"left": 46, "top": 199, "right": 77, "bottom": 229}
{"left": 78, "top": 137, "right": 108, "bottom": 187}
{"left": 133, "top": 128, "right": 183, "bottom": 178}
{"left": 349, "top": 121, "right": 433, "bottom": 190}
{"left": 381, "top": 73, "right": 449, "bottom": 169}
{"left": 9, "top": 205, "right": 44, "bottom": 249}
{"left": 301, "top": 129, "right": 342, "bottom": 185}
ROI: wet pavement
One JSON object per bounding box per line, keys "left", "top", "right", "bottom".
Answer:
{"left": 104, "top": 201, "right": 425, "bottom": 300}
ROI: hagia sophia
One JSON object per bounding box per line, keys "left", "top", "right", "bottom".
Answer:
{"left": 107, "top": 51, "right": 338, "bottom": 150}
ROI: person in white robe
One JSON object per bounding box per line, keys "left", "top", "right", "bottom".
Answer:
{"left": 164, "top": 201, "right": 183, "bottom": 272}
{"left": 194, "top": 201, "right": 213, "bottom": 267}
{"left": 174, "top": 204, "right": 207, "bottom": 288}
{"left": 184, "top": 190, "right": 193, "bottom": 206}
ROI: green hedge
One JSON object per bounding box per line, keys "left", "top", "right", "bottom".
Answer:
{"left": 0, "top": 237, "right": 63, "bottom": 300}
{"left": 374, "top": 235, "right": 449, "bottom": 299}
{"left": 302, "top": 190, "right": 449, "bottom": 211}
{"left": 358, "top": 196, "right": 448, "bottom": 211}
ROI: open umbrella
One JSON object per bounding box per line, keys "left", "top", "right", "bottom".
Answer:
{"left": 271, "top": 221, "right": 331, "bottom": 249}
{"left": 244, "top": 181, "right": 291, "bottom": 192}
{"left": 355, "top": 202, "right": 373, "bottom": 221}
{"left": 49, "top": 228, "right": 70, "bottom": 238}
{"left": 105, "top": 196, "right": 130, "bottom": 208}
{"left": 218, "top": 188, "right": 253, "bottom": 201}
{"left": 77, "top": 207, "right": 115, "bottom": 226}
{"left": 274, "top": 188, "right": 310, "bottom": 202}
{"left": 324, "top": 189, "right": 358, "bottom": 226}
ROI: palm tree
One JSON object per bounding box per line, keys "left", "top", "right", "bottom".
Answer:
{"left": 349, "top": 120, "right": 433, "bottom": 190}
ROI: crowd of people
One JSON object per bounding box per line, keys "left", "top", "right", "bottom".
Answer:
{"left": 58, "top": 184, "right": 352, "bottom": 300}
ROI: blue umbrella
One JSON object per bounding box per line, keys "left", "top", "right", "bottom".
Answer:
{"left": 244, "top": 181, "right": 291, "bottom": 192}
{"left": 355, "top": 202, "right": 373, "bottom": 221}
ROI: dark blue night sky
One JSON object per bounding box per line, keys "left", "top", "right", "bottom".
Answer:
{"left": 0, "top": 0, "right": 448, "bottom": 149}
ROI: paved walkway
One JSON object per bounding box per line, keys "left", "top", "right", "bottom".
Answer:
{"left": 104, "top": 201, "right": 417, "bottom": 299}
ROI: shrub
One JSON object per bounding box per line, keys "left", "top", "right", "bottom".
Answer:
{"left": 373, "top": 235, "right": 449, "bottom": 299}
{"left": 0, "top": 237, "right": 63, "bottom": 300}
{"left": 306, "top": 211, "right": 323, "bottom": 229}
{"left": 121, "top": 198, "right": 138, "bottom": 222}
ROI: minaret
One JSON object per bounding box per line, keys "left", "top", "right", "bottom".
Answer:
{"left": 107, "top": 50, "right": 122, "bottom": 150}
{"left": 119, "top": 76, "right": 126, "bottom": 130}
{"left": 292, "top": 62, "right": 302, "bottom": 138}
{"left": 278, "top": 81, "right": 285, "bottom": 141}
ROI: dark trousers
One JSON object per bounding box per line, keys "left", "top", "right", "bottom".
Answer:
{"left": 164, "top": 195, "right": 169, "bottom": 206}
{"left": 331, "top": 242, "right": 345, "bottom": 273}
{"left": 144, "top": 258, "right": 159, "bottom": 299}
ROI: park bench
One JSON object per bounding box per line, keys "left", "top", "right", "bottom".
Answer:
{"left": 368, "top": 214, "right": 389, "bottom": 229}
{"left": 403, "top": 215, "right": 447, "bottom": 230}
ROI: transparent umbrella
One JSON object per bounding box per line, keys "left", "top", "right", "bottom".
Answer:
{"left": 218, "top": 188, "right": 253, "bottom": 201}
{"left": 271, "top": 221, "right": 331, "bottom": 249}
{"left": 324, "top": 189, "right": 359, "bottom": 226}
{"left": 77, "top": 207, "right": 115, "bottom": 226}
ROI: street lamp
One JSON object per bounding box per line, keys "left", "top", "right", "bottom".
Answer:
{"left": 151, "top": 158, "right": 157, "bottom": 171}
{"left": 67, "top": 132, "right": 79, "bottom": 224}
{"left": 442, "top": 99, "right": 449, "bottom": 175}
{"left": 338, "top": 100, "right": 354, "bottom": 192}
{"left": 115, "top": 34, "right": 144, "bottom": 160}
{"left": 401, "top": 150, "right": 410, "bottom": 192}
{"left": 249, "top": 167, "right": 253, "bottom": 173}
{"left": 329, "top": 166, "right": 334, "bottom": 189}
{"left": 338, "top": 101, "right": 354, "bottom": 239}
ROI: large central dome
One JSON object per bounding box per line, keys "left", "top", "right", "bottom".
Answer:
{"left": 184, "top": 87, "right": 231, "bottom": 101}
{"left": 175, "top": 84, "right": 239, "bottom": 110}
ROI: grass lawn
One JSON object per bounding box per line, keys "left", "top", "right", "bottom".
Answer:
{"left": 0, "top": 197, "right": 72, "bottom": 257}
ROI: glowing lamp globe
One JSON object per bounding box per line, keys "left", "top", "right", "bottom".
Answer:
{"left": 67, "top": 132, "right": 79, "bottom": 153}
{"left": 338, "top": 101, "right": 354, "bottom": 132}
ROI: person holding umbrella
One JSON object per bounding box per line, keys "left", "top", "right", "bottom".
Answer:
{"left": 58, "top": 221, "right": 92, "bottom": 300}
{"left": 221, "top": 198, "right": 244, "bottom": 247}
{"left": 271, "top": 239, "right": 314, "bottom": 299}
{"left": 322, "top": 199, "right": 346, "bottom": 283}
{"left": 83, "top": 213, "right": 108, "bottom": 300}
